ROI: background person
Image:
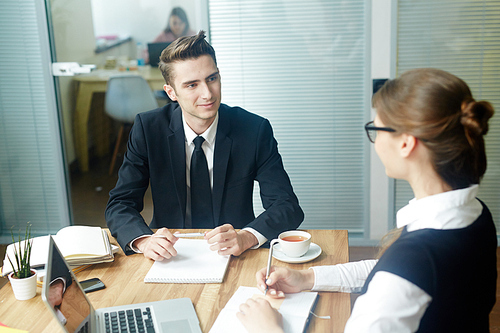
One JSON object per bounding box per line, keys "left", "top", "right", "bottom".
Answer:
{"left": 237, "top": 68, "right": 497, "bottom": 333}
{"left": 153, "top": 7, "right": 195, "bottom": 43}
{"left": 106, "top": 31, "right": 304, "bottom": 261}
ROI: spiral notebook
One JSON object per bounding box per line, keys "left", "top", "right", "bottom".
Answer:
{"left": 144, "top": 238, "right": 230, "bottom": 283}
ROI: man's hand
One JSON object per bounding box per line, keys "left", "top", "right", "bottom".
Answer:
{"left": 133, "top": 228, "right": 178, "bottom": 261}
{"left": 205, "top": 224, "right": 258, "bottom": 256}
{"left": 48, "top": 279, "right": 65, "bottom": 308}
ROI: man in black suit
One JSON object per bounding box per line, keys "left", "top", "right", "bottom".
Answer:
{"left": 105, "top": 31, "right": 303, "bottom": 260}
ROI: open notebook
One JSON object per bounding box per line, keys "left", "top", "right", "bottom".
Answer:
{"left": 2, "top": 226, "right": 113, "bottom": 277}
{"left": 144, "top": 238, "right": 231, "bottom": 283}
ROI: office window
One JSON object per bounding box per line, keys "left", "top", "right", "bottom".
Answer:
{"left": 209, "top": 0, "right": 370, "bottom": 235}
{"left": 0, "top": 0, "right": 70, "bottom": 241}
{"left": 395, "top": 0, "right": 500, "bottom": 233}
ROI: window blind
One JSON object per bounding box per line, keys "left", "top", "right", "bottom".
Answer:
{"left": 395, "top": 0, "right": 500, "bottom": 234}
{"left": 208, "top": 0, "right": 370, "bottom": 234}
{"left": 0, "top": 0, "right": 70, "bottom": 241}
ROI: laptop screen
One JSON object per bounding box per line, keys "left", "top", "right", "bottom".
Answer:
{"left": 42, "top": 236, "right": 92, "bottom": 333}
{"left": 147, "top": 42, "right": 171, "bottom": 67}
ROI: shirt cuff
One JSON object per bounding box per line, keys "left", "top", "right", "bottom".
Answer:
{"left": 311, "top": 260, "right": 378, "bottom": 293}
{"left": 129, "top": 235, "right": 152, "bottom": 253}
{"left": 242, "top": 227, "right": 268, "bottom": 249}
{"left": 311, "top": 266, "right": 342, "bottom": 292}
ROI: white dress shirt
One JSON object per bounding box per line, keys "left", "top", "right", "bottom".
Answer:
{"left": 311, "top": 185, "right": 482, "bottom": 332}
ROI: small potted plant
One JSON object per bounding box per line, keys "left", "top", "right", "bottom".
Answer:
{"left": 7, "top": 223, "right": 37, "bottom": 300}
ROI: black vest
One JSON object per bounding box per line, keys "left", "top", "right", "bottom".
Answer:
{"left": 362, "top": 202, "right": 497, "bottom": 332}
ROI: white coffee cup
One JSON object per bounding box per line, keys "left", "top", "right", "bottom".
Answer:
{"left": 270, "top": 230, "right": 311, "bottom": 258}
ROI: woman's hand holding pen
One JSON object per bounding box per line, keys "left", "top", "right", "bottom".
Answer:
{"left": 238, "top": 267, "right": 314, "bottom": 331}
{"left": 237, "top": 266, "right": 315, "bottom": 333}
{"left": 135, "top": 228, "right": 178, "bottom": 261}
{"left": 256, "top": 266, "right": 315, "bottom": 298}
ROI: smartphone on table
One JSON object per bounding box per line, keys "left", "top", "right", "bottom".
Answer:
{"left": 80, "top": 277, "right": 105, "bottom": 293}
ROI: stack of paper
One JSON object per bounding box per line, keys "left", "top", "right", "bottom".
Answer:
{"left": 2, "top": 226, "right": 114, "bottom": 276}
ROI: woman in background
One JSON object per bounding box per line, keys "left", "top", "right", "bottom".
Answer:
{"left": 153, "top": 7, "right": 195, "bottom": 43}
{"left": 237, "top": 68, "right": 497, "bottom": 332}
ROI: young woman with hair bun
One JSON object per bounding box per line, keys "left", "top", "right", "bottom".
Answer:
{"left": 236, "top": 68, "right": 497, "bottom": 333}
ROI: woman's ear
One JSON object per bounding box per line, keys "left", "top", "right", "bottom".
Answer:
{"left": 400, "top": 133, "right": 417, "bottom": 158}
{"left": 164, "top": 84, "right": 177, "bottom": 101}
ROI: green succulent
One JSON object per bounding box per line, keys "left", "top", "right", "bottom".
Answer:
{"left": 7, "top": 223, "right": 34, "bottom": 279}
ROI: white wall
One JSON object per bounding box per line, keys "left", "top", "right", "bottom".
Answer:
{"left": 367, "top": 0, "right": 395, "bottom": 243}
{"left": 90, "top": 0, "right": 209, "bottom": 44}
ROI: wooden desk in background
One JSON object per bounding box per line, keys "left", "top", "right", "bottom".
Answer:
{"left": 0, "top": 229, "right": 350, "bottom": 332}
{"left": 72, "top": 67, "right": 165, "bottom": 172}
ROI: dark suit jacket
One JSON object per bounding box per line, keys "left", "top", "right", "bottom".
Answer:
{"left": 105, "top": 102, "right": 304, "bottom": 254}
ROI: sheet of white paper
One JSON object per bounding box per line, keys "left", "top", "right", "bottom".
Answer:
{"left": 209, "top": 286, "right": 318, "bottom": 333}
{"left": 144, "top": 238, "right": 230, "bottom": 283}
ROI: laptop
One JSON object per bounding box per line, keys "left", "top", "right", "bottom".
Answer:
{"left": 148, "top": 42, "right": 171, "bottom": 67}
{"left": 42, "top": 236, "right": 202, "bottom": 333}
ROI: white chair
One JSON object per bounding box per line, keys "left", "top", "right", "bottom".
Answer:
{"left": 105, "top": 75, "right": 158, "bottom": 175}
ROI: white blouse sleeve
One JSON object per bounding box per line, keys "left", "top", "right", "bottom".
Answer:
{"left": 345, "top": 271, "right": 432, "bottom": 333}
{"left": 310, "top": 260, "right": 378, "bottom": 293}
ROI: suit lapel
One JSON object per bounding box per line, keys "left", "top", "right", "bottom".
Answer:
{"left": 213, "top": 106, "right": 232, "bottom": 225}
{"left": 167, "top": 105, "right": 187, "bottom": 223}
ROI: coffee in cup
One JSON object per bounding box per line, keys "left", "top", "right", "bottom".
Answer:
{"left": 270, "top": 230, "right": 311, "bottom": 258}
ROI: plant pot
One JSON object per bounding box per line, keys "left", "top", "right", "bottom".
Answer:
{"left": 8, "top": 269, "right": 37, "bottom": 301}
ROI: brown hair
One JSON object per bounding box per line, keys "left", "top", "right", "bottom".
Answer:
{"left": 158, "top": 30, "right": 217, "bottom": 86}
{"left": 373, "top": 68, "right": 494, "bottom": 190}
{"left": 164, "top": 7, "right": 190, "bottom": 35}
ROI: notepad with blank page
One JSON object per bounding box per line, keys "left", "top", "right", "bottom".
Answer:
{"left": 144, "top": 238, "right": 230, "bottom": 283}
{"left": 209, "top": 286, "right": 320, "bottom": 333}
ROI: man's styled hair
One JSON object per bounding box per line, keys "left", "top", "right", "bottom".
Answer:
{"left": 158, "top": 30, "right": 217, "bottom": 86}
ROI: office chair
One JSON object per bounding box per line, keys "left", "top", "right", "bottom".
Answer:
{"left": 105, "top": 75, "right": 158, "bottom": 175}
{"left": 154, "top": 89, "right": 172, "bottom": 106}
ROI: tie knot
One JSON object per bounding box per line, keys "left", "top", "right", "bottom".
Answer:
{"left": 193, "top": 136, "right": 205, "bottom": 150}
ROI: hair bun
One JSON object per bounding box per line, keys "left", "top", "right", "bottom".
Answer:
{"left": 461, "top": 100, "right": 494, "bottom": 136}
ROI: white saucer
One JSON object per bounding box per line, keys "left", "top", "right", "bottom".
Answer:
{"left": 272, "top": 243, "right": 322, "bottom": 263}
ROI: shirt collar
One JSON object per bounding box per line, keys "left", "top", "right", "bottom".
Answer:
{"left": 396, "top": 184, "right": 483, "bottom": 232}
{"left": 183, "top": 112, "right": 219, "bottom": 147}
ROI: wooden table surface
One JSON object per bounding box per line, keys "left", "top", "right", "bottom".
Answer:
{"left": 0, "top": 229, "right": 350, "bottom": 332}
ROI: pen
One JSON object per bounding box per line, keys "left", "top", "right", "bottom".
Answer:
{"left": 153, "top": 232, "right": 205, "bottom": 239}
{"left": 264, "top": 240, "right": 276, "bottom": 296}
{"left": 174, "top": 232, "right": 205, "bottom": 238}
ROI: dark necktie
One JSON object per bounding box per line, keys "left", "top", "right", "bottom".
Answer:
{"left": 190, "top": 136, "right": 214, "bottom": 228}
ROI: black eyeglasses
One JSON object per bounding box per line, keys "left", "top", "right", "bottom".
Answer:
{"left": 364, "top": 121, "right": 396, "bottom": 143}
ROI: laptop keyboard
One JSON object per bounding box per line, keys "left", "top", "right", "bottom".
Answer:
{"left": 77, "top": 321, "right": 88, "bottom": 333}
{"left": 104, "top": 307, "right": 156, "bottom": 333}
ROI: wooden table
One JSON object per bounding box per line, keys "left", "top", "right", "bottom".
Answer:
{"left": 72, "top": 67, "right": 165, "bottom": 172}
{"left": 0, "top": 229, "right": 350, "bottom": 332}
